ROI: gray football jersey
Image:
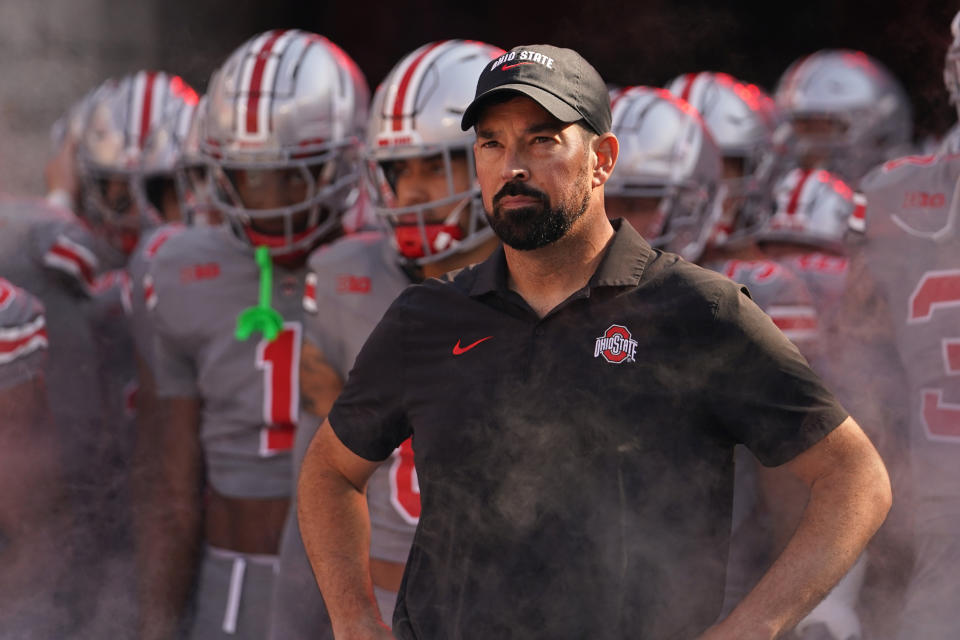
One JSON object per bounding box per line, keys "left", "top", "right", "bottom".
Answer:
{"left": 148, "top": 225, "right": 309, "bottom": 498}
{"left": 270, "top": 231, "right": 413, "bottom": 640}
{"left": 302, "top": 231, "right": 417, "bottom": 561}
{"left": 128, "top": 224, "right": 187, "bottom": 373}
{"left": 856, "top": 152, "right": 960, "bottom": 531}
{"left": 88, "top": 268, "right": 138, "bottom": 433}
{"left": 776, "top": 252, "right": 851, "bottom": 393}
{"left": 0, "top": 278, "right": 47, "bottom": 390}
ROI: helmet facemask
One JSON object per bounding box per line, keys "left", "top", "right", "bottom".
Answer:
{"left": 367, "top": 143, "right": 492, "bottom": 266}
{"left": 605, "top": 180, "right": 721, "bottom": 262}
{"left": 80, "top": 163, "right": 160, "bottom": 255}
{"left": 208, "top": 138, "right": 361, "bottom": 260}
{"left": 712, "top": 150, "right": 776, "bottom": 249}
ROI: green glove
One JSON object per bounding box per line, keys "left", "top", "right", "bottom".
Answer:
{"left": 235, "top": 245, "right": 284, "bottom": 342}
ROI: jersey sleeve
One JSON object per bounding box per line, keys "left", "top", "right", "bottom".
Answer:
{"left": 706, "top": 283, "right": 848, "bottom": 466}
{"left": 146, "top": 238, "right": 200, "bottom": 398}
{"left": 35, "top": 219, "right": 100, "bottom": 297}
{"left": 327, "top": 292, "right": 411, "bottom": 462}
{"left": 0, "top": 280, "right": 48, "bottom": 390}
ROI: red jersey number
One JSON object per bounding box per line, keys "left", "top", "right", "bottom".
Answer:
{"left": 909, "top": 271, "right": 960, "bottom": 441}
{"left": 256, "top": 322, "right": 301, "bottom": 456}
{"left": 389, "top": 438, "right": 420, "bottom": 524}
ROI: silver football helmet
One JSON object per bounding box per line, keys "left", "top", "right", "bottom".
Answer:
{"left": 366, "top": 39, "right": 505, "bottom": 265}
{"left": 755, "top": 167, "right": 865, "bottom": 254}
{"left": 202, "top": 29, "right": 369, "bottom": 258}
{"left": 606, "top": 86, "right": 723, "bottom": 262}
{"left": 137, "top": 93, "right": 202, "bottom": 224}
{"left": 774, "top": 49, "right": 913, "bottom": 183}
{"left": 76, "top": 70, "right": 199, "bottom": 254}
{"left": 945, "top": 11, "right": 960, "bottom": 121}
{"left": 665, "top": 72, "right": 782, "bottom": 247}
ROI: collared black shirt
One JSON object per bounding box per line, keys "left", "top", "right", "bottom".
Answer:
{"left": 329, "top": 219, "right": 847, "bottom": 639}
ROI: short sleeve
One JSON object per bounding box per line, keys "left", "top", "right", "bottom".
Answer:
{"left": 327, "top": 293, "right": 411, "bottom": 462}
{"left": 36, "top": 221, "right": 100, "bottom": 296}
{"left": 152, "top": 330, "right": 199, "bottom": 398}
{"left": 0, "top": 281, "right": 48, "bottom": 390}
{"left": 706, "top": 284, "right": 848, "bottom": 466}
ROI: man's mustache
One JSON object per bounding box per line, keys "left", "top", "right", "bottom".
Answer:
{"left": 493, "top": 181, "right": 549, "bottom": 208}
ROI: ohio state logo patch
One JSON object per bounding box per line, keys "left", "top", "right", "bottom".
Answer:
{"left": 594, "top": 324, "right": 638, "bottom": 364}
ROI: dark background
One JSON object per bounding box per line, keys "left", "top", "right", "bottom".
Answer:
{"left": 156, "top": 0, "right": 959, "bottom": 140}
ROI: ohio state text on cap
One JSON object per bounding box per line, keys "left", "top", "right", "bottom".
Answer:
{"left": 460, "top": 44, "right": 612, "bottom": 135}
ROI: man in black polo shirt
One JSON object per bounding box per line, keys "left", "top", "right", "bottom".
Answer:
{"left": 298, "top": 44, "right": 892, "bottom": 640}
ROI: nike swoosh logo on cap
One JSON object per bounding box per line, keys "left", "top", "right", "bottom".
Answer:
{"left": 452, "top": 336, "right": 493, "bottom": 355}
{"left": 502, "top": 62, "right": 535, "bottom": 70}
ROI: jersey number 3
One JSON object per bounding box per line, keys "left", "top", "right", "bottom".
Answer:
{"left": 909, "top": 271, "right": 960, "bottom": 442}
{"left": 256, "top": 322, "right": 301, "bottom": 456}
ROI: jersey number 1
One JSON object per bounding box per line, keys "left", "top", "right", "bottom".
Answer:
{"left": 909, "top": 271, "right": 960, "bottom": 441}
{"left": 256, "top": 322, "right": 301, "bottom": 456}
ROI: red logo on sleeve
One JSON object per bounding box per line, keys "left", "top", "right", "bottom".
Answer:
{"left": 180, "top": 262, "right": 221, "bottom": 283}
{"left": 336, "top": 275, "right": 371, "bottom": 294}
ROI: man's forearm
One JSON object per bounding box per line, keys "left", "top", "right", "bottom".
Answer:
{"left": 705, "top": 443, "right": 891, "bottom": 639}
{"left": 297, "top": 430, "right": 389, "bottom": 638}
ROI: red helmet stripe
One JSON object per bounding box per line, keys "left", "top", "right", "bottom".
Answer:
{"left": 609, "top": 85, "right": 636, "bottom": 116}
{"left": 680, "top": 72, "right": 699, "bottom": 103}
{"left": 786, "top": 168, "right": 814, "bottom": 215}
{"left": 245, "top": 29, "right": 290, "bottom": 135}
{"left": 391, "top": 41, "right": 447, "bottom": 132}
{"left": 139, "top": 71, "right": 158, "bottom": 148}
{"left": 0, "top": 281, "right": 13, "bottom": 310}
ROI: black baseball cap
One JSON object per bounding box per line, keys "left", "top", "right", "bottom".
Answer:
{"left": 460, "top": 44, "right": 611, "bottom": 135}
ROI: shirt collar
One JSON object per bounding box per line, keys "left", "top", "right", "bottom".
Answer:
{"left": 467, "top": 218, "right": 652, "bottom": 298}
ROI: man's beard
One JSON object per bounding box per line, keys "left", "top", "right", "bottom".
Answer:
{"left": 485, "top": 170, "right": 590, "bottom": 251}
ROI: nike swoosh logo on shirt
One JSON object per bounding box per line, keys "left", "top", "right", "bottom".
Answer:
{"left": 452, "top": 336, "right": 493, "bottom": 355}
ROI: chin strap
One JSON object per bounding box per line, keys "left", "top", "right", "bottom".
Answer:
{"left": 235, "top": 245, "right": 284, "bottom": 342}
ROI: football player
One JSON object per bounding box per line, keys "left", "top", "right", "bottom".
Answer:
{"left": 271, "top": 39, "right": 505, "bottom": 639}
{"left": 139, "top": 30, "right": 368, "bottom": 640}
{"left": 69, "top": 70, "right": 201, "bottom": 637}
{"left": 842, "top": 17, "right": 960, "bottom": 630}
{"left": 774, "top": 49, "right": 913, "bottom": 185}
{"left": 0, "top": 191, "right": 107, "bottom": 634}
{"left": 753, "top": 167, "right": 885, "bottom": 640}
